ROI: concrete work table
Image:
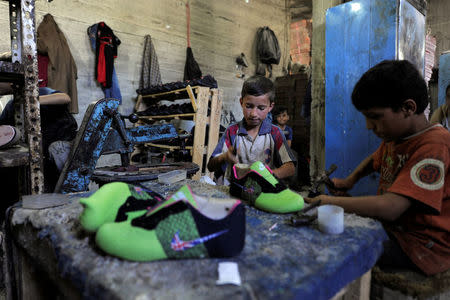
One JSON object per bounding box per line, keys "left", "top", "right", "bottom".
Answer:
{"left": 5, "top": 181, "right": 387, "bottom": 300}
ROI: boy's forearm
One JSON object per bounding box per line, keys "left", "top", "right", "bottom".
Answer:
{"left": 315, "top": 192, "right": 410, "bottom": 221}
{"left": 39, "top": 93, "right": 71, "bottom": 105}
{"left": 347, "top": 154, "right": 375, "bottom": 185}
{"left": 272, "top": 161, "right": 295, "bottom": 179}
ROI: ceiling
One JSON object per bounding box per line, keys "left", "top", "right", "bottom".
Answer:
{"left": 289, "top": 0, "right": 312, "bottom": 21}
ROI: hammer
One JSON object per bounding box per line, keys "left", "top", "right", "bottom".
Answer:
{"left": 308, "top": 164, "right": 338, "bottom": 198}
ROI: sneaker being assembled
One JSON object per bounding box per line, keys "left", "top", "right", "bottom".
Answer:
{"left": 79, "top": 182, "right": 164, "bottom": 232}
{"left": 95, "top": 186, "right": 245, "bottom": 261}
{"left": 229, "top": 161, "right": 304, "bottom": 213}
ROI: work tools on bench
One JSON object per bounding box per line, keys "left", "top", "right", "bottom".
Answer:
{"left": 288, "top": 200, "right": 321, "bottom": 227}
{"left": 308, "top": 164, "right": 338, "bottom": 198}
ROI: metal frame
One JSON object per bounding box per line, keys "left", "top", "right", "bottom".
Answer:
{"left": 9, "top": 0, "right": 44, "bottom": 194}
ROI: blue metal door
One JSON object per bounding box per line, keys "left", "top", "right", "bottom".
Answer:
{"left": 325, "top": 0, "right": 424, "bottom": 196}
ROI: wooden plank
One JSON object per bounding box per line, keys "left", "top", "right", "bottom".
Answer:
{"left": 310, "top": 0, "right": 342, "bottom": 190}
{"left": 186, "top": 85, "right": 198, "bottom": 112}
{"left": 141, "top": 86, "right": 199, "bottom": 99}
{"left": 145, "top": 143, "right": 193, "bottom": 151}
{"left": 134, "top": 94, "right": 143, "bottom": 112}
{"left": 191, "top": 87, "right": 209, "bottom": 180}
{"left": 138, "top": 113, "right": 195, "bottom": 120}
{"left": 205, "top": 88, "right": 222, "bottom": 178}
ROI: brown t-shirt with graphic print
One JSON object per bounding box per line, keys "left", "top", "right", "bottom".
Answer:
{"left": 372, "top": 124, "right": 450, "bottom": 275}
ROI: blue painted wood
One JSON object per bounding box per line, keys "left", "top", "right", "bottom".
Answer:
{"left": 101, "top": 124, "right": 178, "bottom": 154}
{"left": 56, "top": 98, "right": 180, "bottom": 193}
{"left": 325, "top": 0, "right": 425, "bottom": 196}
{"left": 57, "top": 98, "right": 120, "bottom": 193}
{"left": 438, "top": 52, "right": 450, "bottom": 107}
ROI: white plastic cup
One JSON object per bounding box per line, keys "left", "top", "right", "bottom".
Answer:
{"left": 318, "top": 205, "right": 344, "bottom": 234}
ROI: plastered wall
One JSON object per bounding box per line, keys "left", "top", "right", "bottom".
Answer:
{"left": 427, "top": 0, "right": 450, "bottom": 67}
{"left": 0, "top": 0, "right": 289, "bottom": 126}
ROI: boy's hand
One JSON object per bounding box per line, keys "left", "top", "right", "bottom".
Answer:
{"left": 305, "top": 194, "right": 330, "bottom": 204}
{"left": 223, "top": 146, "right": 238, "bottom": 165}
{"left": 328, "top": 178, "right": 353, "bottom": 196}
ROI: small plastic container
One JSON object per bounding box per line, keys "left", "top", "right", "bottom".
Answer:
{"left": 318, "top": 205, "right": 344, "bottom": 234}
{"left": 158, "top": 169, "right": 187, "bottom": 184}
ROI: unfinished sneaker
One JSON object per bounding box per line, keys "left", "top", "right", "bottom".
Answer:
{"left": 0, "top": 125, "right": 21, "bottom": 149}
{"left": 229, "top": 161, "right": 304, "bottom": 213}
{"left": 95, "top": 186, "right": 245, "bottom": 261}
{"left": 79, "top": 182, "right": 164, "bottom": 232}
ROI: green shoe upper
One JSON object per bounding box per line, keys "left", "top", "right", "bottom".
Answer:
{"left": 143, "top": 184, "right": 198, "bottom": 217}
{"left": 95, "top": 186, "right": 245, "bottom": 262}
{"left": 79, "top": 182, "right": 160, "bottom": 232}
{"left": 250, "top": 161, "right": 278, "bottom": 186}
{"left": 230, "top": 161, "right": 304, "bottom": 213}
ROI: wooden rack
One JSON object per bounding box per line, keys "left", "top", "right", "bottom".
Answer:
{"left": 135, "top": 85, "right": 222, "bottom": 180}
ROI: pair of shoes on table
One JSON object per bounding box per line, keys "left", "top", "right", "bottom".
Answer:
{"left": 79, "top": 183, "right": 245, "bottom": 261}
{"left": 230, "top": 161, "right": 304, "bottom": 213}
{"left": 0, "top": 125, "right": 21, "bottom": 149}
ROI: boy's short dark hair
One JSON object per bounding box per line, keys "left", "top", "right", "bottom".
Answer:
{"left": 352, "top": 60, "right": 428, "bottom": 114}
{"left": 272, "top": 105, "right": 288, "bottom": 118}
{"left": 241, "top": 75, "right": 275, "bottom": 102}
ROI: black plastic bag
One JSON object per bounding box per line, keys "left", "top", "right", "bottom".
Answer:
{"left": 184, "top": 47, "right": 202, "bottom": 81}
{"left": 256, "top": 26, "right": 281, "bottom": 65}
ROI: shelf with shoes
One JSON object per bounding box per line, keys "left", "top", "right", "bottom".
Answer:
{"left": 134, "top": 85, "right": 222, "bottom": 180}
{"left": 0, "top": 0, "right": 44, "bottom": 195}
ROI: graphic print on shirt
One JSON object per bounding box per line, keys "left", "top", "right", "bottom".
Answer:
{"left": 410, "top": 158, "right": 445, "bottom": 190}
{"left": 379, "top": 147, "right": 409, "bottom": 194}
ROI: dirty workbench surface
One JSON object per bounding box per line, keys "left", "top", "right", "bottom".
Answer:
{"left": 8, "top": 181, "right": 387, "bottom": 300}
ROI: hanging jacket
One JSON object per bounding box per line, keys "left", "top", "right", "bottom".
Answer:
{"left": 183, "top": 2, "right": 202, "bottom": 81}
{"left": 87, "top": 23, "right": 122, "bottom": 103}
{"left": 255, "top": 26, "right": 281, "bottom": 78}
{"left": 95, "top": 22, "right": 121, "bottom": 88}
{"left": 139, "top": 35, "right": 162, "bottom": 90}
{"left": 37, "top": 14, "right": 79, "bottom": 113}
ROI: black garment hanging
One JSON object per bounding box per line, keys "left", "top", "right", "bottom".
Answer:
{"left": 183, "top": 2, "right": 202, "bottom": 81}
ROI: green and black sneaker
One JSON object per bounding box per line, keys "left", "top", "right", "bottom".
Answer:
{"left": 229, "top": 161, "right": 304, "bottom": 213}
{"left": 95, "top": 185, "right": 246, "bottom": 261}
{"left": 79, "top": 182, "right": 164, "bottom": 232}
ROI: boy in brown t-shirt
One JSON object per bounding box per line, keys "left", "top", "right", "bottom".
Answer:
{"left": 307, "top": 60, "right": 450, "bottom": 275}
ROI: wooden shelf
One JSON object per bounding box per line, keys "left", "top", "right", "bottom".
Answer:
{"left": 135, "top": 86, "right": 222, "bottom": 180}
{"left": 141, "top": 85, "right": 200, "bottom": 99}
{"left": 139, "top": 113, "right": 195, "bottom": 120}
{"left": 0, "top": 61, "right": 24, "bottom": 83}
{"left": 145, "top": 143, "right": 193, "bottom": 151}
{"left": 138, "top": 85, "right": 198, "bottom": 113}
